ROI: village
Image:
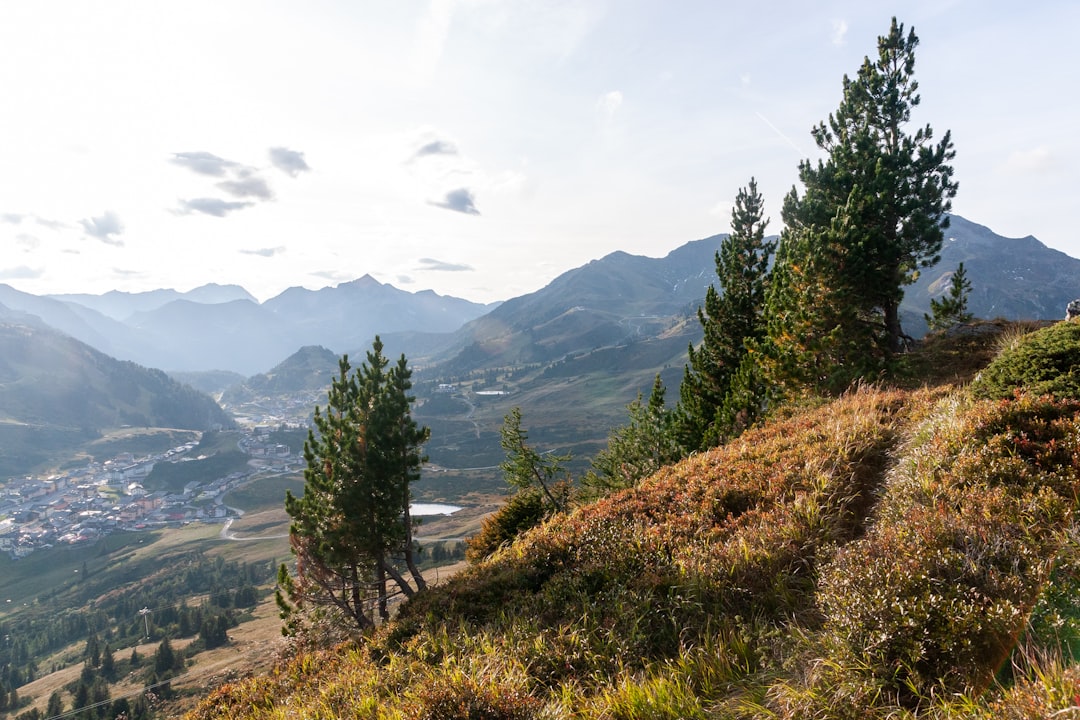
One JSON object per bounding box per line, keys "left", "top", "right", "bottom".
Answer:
{"left": 0, "top": 428, "right": 296, "bottom": 559}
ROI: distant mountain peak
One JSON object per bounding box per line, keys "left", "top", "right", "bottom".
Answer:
{"left": 345, "top": 274, "right": 382, "bottom": 288}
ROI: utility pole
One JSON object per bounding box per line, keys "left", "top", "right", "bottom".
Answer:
{"left": 138, "top": 607, "right": 151, "bottom": 640}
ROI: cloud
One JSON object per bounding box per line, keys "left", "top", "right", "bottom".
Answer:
{"left": 417, "top": 257, "right": 475, "bottom": 272}
{"left": 396, "top": 274, "right": 415, "bottom": 285}
{"left": 311, "top": 269, "right": 355, "bottom": 283}
{"left": 170, "top": 151, "right": 239, "bottom": 177}
{"left": 80, "top": 211, "right": 124, "bottom": 245}
{"left": 414, "top": 139, "right": 459, "bottom": 159}
{"left": 831, "top": 19, "right": 848, "bottom": 46}
{"left": 217, "top": 172, "right": 274, "bottom": 200}
{"left": 1002, "top": 145, "right": 1058, "bottom": 174}
{"left": 269, "top": 147, "right": 311, "bottom": 177}
{"left": 429, "top": 187, "right": 480, "bottom": 215}
{"left": 1, "top": 213, "right": 66, "bottom": 230}
{"left": 0, "top": 265, "right": 43, "bottom": 280}
{"left": 175, "top": 198, "right": 255, "bottom": 217}
{"left": 596, "top": 90, "right": 623, "bottom": 126}
{"left": 16, "top": 234, "right": 40, "bottom": 249}
{"left": 240, "top": 246, "right": 286, "bottom": 257}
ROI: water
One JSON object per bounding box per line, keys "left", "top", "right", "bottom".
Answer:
{"left": 410, "top": 503, "right": 462, "bottom": 516}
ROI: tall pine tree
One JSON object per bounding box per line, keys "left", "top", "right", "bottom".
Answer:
{"left": 678, "top": 178, "right": 774, "bottom": 449}
{"left": 278, "top": 336, "right": 429, "bottom": 636}
{"left": 766, "top": 18, "right": 957, "bottom": 395}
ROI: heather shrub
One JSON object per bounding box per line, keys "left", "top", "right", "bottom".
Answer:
{"left": 811, "top": 392, "right": 1080, "bottom": 708}
{"left": 972, "top": 320, "right": 1080, "bottom": 400}
{"left": 412, "top": 671, "right": 542, "bottom": 720}
{"left": 465, "top": 488, "right": 548, "bottom": 563}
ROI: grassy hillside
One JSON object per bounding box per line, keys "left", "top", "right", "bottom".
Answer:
{"left": 188, "top": 320, "right": 1080, "bottom": 719}
{"left": 0, "top": 321, "right": 236, "bottom": 478}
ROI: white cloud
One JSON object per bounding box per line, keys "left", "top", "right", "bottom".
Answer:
{"left": 413, "top": 0, "right": 456, "bottom": 83}
{"left": 596, "top": 90, "right": 623, "bottom": 127}
{"left": 79, "top": 211, "right": 124, "bottom": 245}
{"left": 1001, "top": 146, "right": 1058, "bottom": 174}
{"left": 0, "top": 265, "right": 43, "bottom": 280}
{"left": 175, "top": 198, "right": 256, "bottom": 217}
{"left": 268, "top": 147, "right": 311, "bottom": 177}
{"left": 429, "top": 188, "right": 481, "bottom": 215}
{"left": 831, "top": 19, "right": 849, "bottom": 46}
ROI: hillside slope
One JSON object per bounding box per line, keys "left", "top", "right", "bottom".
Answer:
{"left": 0, "top": 322, "right": 234, "bottom": 477}
{"left": 188, "top": 320, "right": 1080, "bottom": 719}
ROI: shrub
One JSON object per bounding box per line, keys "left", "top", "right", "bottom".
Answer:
{"left": 812, "top": 392, "right": 1080, "bottom": 707}
{"left": 972, "top": 320, "right": 1080, "bottom": 400}
{"left": 465, "top": 488, "right": 548, "bottom": 563}
{"left": 412, "top": 670, "right": 542, "bottom": 720}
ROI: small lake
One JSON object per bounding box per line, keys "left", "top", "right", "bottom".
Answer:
{"left": 410, "top": 503, "right": 462, "bottom": 516}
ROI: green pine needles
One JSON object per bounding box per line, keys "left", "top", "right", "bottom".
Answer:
{"left": 277, "top": 336, "right": 429, "bottom": 638}
{"left": 925, "top": 262, "right": 973, "bottom": 331}
{"left": 763, "top": 17, "right": 957, "bottom": 397}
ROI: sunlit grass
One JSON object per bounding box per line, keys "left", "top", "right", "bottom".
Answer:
{"left": 184, "top": 325, "right": 1080, "bottom": 719}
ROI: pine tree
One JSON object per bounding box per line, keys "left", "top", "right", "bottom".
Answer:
{"left": 46, "top": 691, "right": 64, "bottom": 718}
{"left": 585, "top": 374, "right": 682, "bottom": 495}
{"left": 766, "top": 18, "right": 957, "bottom": 395}
{"left": 499, "top": 407, "right": 570, "bottom": 513}
{"left": 278, "top": 337, "right": 430, "bottom": 636}
{"left": 679, "top": 178, "right": 774, "bottom": 448}
{"left": 924, "top": 262, "right": 973, "bottom": 330}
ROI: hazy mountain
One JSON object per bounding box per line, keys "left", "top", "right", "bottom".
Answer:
{"left": 0, "top": 284, "right": 137, "bottom": 358}
{"left": 124, "top": 299, "right": 297, "bottom": 375}
{"left": 221, "top": 345, "right": 340, "bottom": 406}
{"left": 46, "top": 283, "right": 257, "bottom": 320}
{"left": 261, "top": 275, "right": 500, "bottom": 351}
{"left": 432, "top": 237, "right": 721, "bottom": 374}
{"left": 168, "top": 369, "right": 247, "bottom": 396}
{"left": 901, "top": 215, "right": 1080, "bottom": 334}
{"left": 0, "top": 321, "right": 235, "bottom": 477}
{"left": 37, "top": 277, "right": 497, "bottom": 375}
{"left": 8, "top": 215, "right": 1079, "bottom": 379}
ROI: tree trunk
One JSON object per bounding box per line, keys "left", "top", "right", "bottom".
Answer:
{"left": 402, "top": 505, "right": 428, "bottom": 591}
{"left": 884, "top": 299, "right": 903, "bottom": 355}
{"left": 376, "top": 559, "right": 389, "bottom": 621}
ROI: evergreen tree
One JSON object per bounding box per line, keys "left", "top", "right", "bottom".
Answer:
{"left": 766, "top": 18, "right": 957, "bottom": 395}
{"left": 924, "top": 262, "right": 973, "bottom": 330}
{"left": 499, "top": 407, "right": 570, "bottom": 513}
{"left": 278, "top": 337, "right": 430, "bottom": 636}
{"left": 46, "top": 691, "right": 64, "bottom": 719}
{"left": 152, "top": 637, "right": 176, "bottom": 676}
{"left": 585, "top": 374, "right": 682, "bottom": 495}
{"left": 679, "top": 178, "right": 774, "bottom": 448}
{"left": 100, "top": 643, "right": 115, "bottom": 682}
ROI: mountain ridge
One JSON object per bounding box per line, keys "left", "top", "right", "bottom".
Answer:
{"left": 3, "top": 215, "right": 1078, "bottom": 379}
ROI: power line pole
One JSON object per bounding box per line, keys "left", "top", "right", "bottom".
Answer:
{"left": 138, "top": 607, "right": 151, "bottom": 640}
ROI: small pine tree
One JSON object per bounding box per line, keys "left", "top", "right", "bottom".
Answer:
{"left": 584, "top": 374, "right": 682, "bottom": 495}
{"left": 499, "top": 407, "right": 570, "bottom": 513}
{"left": 924, "top": 262, "right": 973, "bottom": 330}
{"left": 46, "top": 692, "right": 64, "bottom": 718}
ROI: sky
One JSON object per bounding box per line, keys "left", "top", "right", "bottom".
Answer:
{"left": 1, "top": 1, "right": 1077, "bottom": 305}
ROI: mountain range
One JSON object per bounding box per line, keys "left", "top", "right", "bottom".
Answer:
{"left": 0, "top": 277, "right": 497, "bottom": 376}
{"left": 1, "top": 214, "right": 1079, "bottom": 480}
{"left": 2, "top": 215, "right": 1076, "bottom": 381}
